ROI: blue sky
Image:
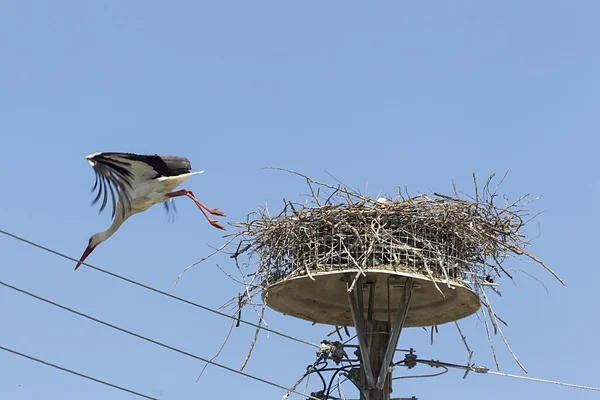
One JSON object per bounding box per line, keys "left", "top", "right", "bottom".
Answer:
{"left": 1, "top": 1, "right": 599, "bottom": 399}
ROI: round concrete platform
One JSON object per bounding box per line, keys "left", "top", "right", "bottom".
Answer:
{"left": 263, "top": 269, "right": 481, "bottom": 327}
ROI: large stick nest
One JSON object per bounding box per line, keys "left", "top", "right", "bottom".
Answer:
{"left": 175, "top": 170, "right": 564, "bottom": 372}
{"left": 227, "top": 170, "right": 562, "bottom": 296}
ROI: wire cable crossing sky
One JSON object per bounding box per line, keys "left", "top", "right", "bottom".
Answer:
{"left": 0, "top": 279, "right": 322, "bottom": 400}
{"left": 0, "top": 229, "right": 318, "bottom": 348}
{"left": 0, "top": 345, "right": 158, "bottom": 400}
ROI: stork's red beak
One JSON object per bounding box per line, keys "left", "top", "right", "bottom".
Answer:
{"left": 75, "top": 245, "right": 95, "bottom": 271}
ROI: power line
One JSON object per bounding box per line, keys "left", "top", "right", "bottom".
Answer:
{"left": 408, "top": 358, "right": 600, "bottom": 393}
{"left": 486, "top": 370, "right": 600, "bottom": 392}
{"left": 0, "top": 344, "right": 158, "bottom": 399}
{"left": 0, "top": 229, "right": 318, "bottom": 349}
{"left": 0, "top": 279, "right": 322, "bottom": 400}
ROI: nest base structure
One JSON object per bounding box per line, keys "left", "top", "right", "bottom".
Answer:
{"left": 263, "top": 268, "right": 481, "bottom": 328}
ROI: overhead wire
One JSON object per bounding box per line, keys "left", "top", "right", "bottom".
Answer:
{"left": 407, "top": 358, "right": 600, "bottom": 392}
{"left": 0, "top": 229, "right": 318, "bottom": 349}
{"left": 0, "top": 345, "right": 158, "bottom": 400}
{"left": 392, "top": 366, "right": 448, "bottom": 380}
{"left": 0, "top": 279, "right": 322, "bottom": 400}
{"left": 485, "top": 370, "right": 600, "bottom": 392}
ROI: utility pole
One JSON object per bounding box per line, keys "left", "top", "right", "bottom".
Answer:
{"left": 347, "top": 277, "right": 413, "bottom": 400}
{"left": 360, "top": 320, "right": 391, "bottom": 400}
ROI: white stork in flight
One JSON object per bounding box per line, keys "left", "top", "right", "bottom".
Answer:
{"left": 75, "top": 152, "right": 226, "bottom": 270}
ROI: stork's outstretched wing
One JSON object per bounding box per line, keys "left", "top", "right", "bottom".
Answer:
{"left": 85, "top": 152, "right": 193, "bottom": 219}
{"left": 86, "top": 153, "right": 136, "bottom": 218}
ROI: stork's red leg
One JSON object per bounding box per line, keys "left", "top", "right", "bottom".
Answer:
{"left": 166, "top": 189, "right": 226, "bottom": 230}
{"left": 168, "top": 190, "right": 226, "bottom": 217}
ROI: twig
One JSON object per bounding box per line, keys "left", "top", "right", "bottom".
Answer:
{"left": 170, "top": 236, "right": 237, "bottom": 292}
{"left": 240, "top": 303, "right": 266, "bottom": 371}
{"left": 196, "top": 318, "right": 236, "bottom": 382}
{"left": 481, "top": 306, "right": 500, "bottom": 371}
{"left": 455, "top": 322, "right": 474, "bottom": 379}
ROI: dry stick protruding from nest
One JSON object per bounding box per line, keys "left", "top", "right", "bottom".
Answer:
{"left": 484, "top": 233, "right": 565, "bottom": 286}
{"left": 480, "top": 287, "right": 527, "bottom": 373}
{"left": 240, "top": 303, "right": 266, "bottom": 371}
{"left": 196, "top": 318, "right": 236, "bottom": 382}
{"left": 455, "top": 321, "right": 474, "bottom": 379}
{"left": 170, "top": 236, "right": 237, "bottom": 292}
{"left": 482, "top": 306, "right": 500, "bottom": 371}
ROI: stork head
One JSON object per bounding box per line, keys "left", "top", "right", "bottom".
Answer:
{"left": 74, "top": 234, "right": 103, "bottom": 271}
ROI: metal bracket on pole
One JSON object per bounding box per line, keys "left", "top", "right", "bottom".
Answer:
{"left": 346, "top": 275, "right": 376, "bottom": 388}
{"left": 376, "top": 278, "right": 413, "bottom": 389}
{"left": 346, "top": 275, "right": 414, "bottom": 391}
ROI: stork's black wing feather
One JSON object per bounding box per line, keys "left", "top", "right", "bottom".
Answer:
{"left": 86, "top": 153, "right": 136, "bottom": 219}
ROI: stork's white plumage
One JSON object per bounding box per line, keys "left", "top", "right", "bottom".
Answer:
{"left": 75, "top": 152, "right": 226, "bottom": 270}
